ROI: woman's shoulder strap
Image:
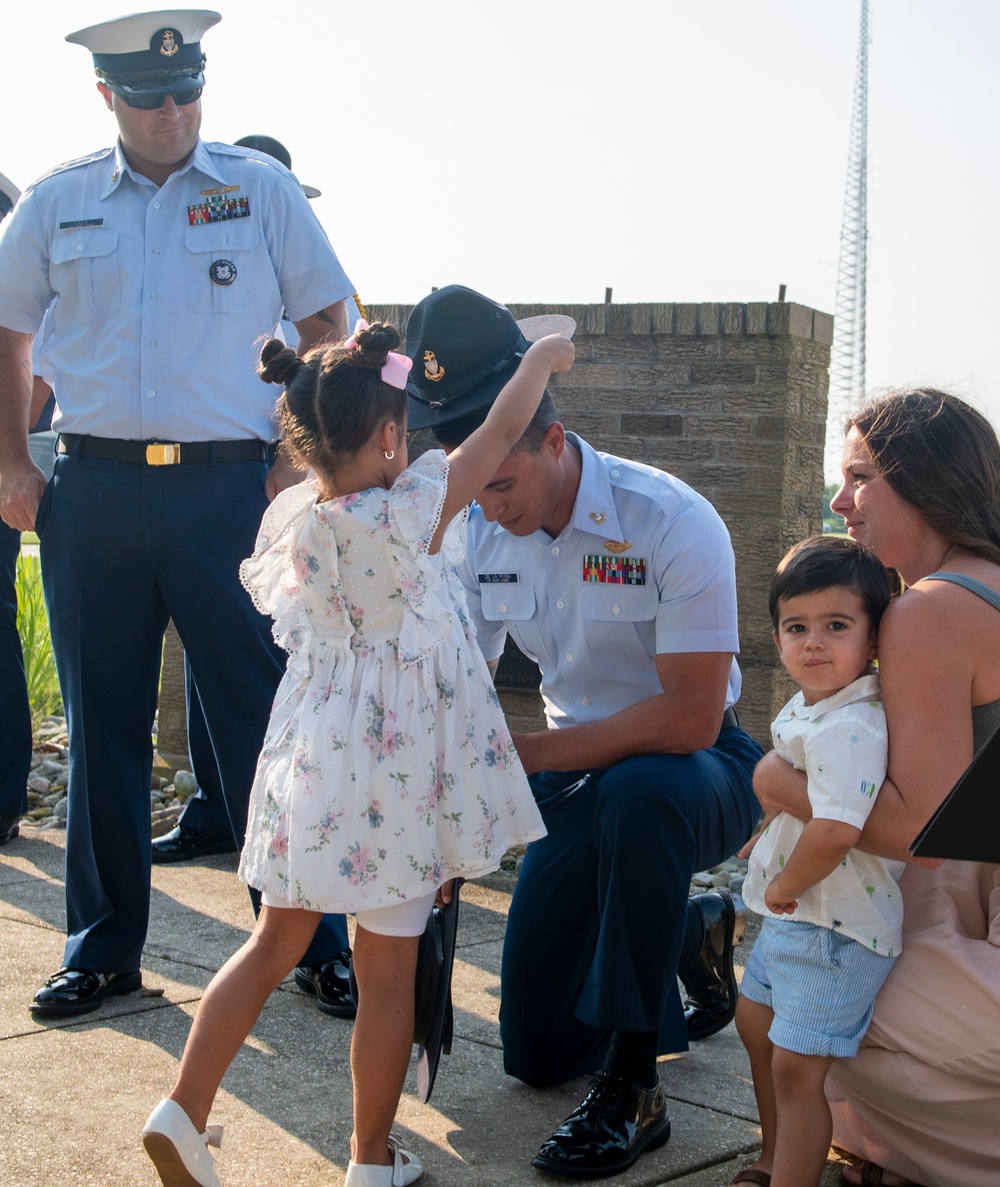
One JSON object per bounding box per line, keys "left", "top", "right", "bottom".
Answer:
{"left": 923, "top": 571, "right": 1000, "bottom": 612}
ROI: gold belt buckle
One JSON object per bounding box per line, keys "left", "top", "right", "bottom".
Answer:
{"left": 145, "top": 442, "right": 181, "bottom": 465}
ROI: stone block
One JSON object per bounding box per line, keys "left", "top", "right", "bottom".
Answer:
{"left": 689, "top": 363, "right": 758, "bottom": 388}
{"left": 686, "top": 414, "right": 754, "bottom": 439}
{"left": 754, "top": 416, "right": 785, "bottom": 440}
{"left": 722, "top": 337, "right": 788, "bottom": 364}
{"left": 698, "top": 303, "right": 722, "bottom": 335}
{"left": 746, "top": 302, "right": 770, "bottom": 335}
{"left": 650, "top": 304, "right": 676, "bottom": 334}
{"left": 722, "top": 440, "right": 784, "bottom": 466}
{"left": 585, "top": 337, "right": 655, "bottom": 362}
{"left": 655, "top": 439, "right": 717, "bottom": 466}
{"left": 722, "top": 303, "right": 745, "bottom": 335}
{"left": 766, "top": 303, "right": 790, "bottom": 336}
{"left": 620, "top": 413, "right": 683, "bottom": 438}
{"left": 788, "top": 303, "right": 815, "bottom": 339}
{"left": 651, "top": 363, "right": 691, "bottom": 385}
{"left": 675, "top": 305, "right": 699, "bottom": 336}
{"left": 657, "top": 337, "right": 723, "bottom": 359}
{"left": 812, "top": 310, "right": 835, "bottom": 345}
{"left": 658, "top": 390, "right": 721, "bottom": 412}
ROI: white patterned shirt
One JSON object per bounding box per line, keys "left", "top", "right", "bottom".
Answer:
{"left": 744, "top": 673, "right": 904, "bottom": 956}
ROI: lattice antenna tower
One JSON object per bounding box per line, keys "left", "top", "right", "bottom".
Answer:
{"left": 827, "top": 0, "right": 870, "bottom": 478}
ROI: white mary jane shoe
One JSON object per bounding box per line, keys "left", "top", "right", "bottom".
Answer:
{"left": 344, "top": 1133, "right": 423, "bottom": 1186}
{"left": 141, "top": 1097, "right": 224, "bottom": 1187}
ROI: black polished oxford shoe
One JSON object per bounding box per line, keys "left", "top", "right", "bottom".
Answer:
{"left": 0, "top": 814, "right": 21, "bottom": 846}
{"left": 150, "top": 825, "right": 237, "bottom": 864}
{"left": 29, "top": 967, "right": 143, "bottom": 1016}
{"left": 531, "top": 1070, "right": 671, "bottom": 1178}
{"left": 680, "top": 888, "right": 745, "bottom": 1041}
{"left": 294, "top": 951, "right": 356, "bottom": 1018}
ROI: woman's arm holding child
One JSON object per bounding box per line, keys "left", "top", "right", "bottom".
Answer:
{"left": 431, "top": 335, "right": 575, "bottom": 550}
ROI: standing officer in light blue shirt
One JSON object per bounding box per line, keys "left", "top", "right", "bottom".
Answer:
{"left": 405, "top": 286, "right": 763, "bottom": 1180}
{"left": 0, "top": 9, "right": 354, "bottom": 1018}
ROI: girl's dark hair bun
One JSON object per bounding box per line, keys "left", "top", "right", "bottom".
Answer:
{"left": 258, "top": 338, "right": 307, "bottom": 386}
{"left": 354, "top": 322, "right": 402, "bottom": 357}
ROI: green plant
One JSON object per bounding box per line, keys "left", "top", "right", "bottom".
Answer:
{"left": 15, "top": 553, "right": 62, "bottom": 731}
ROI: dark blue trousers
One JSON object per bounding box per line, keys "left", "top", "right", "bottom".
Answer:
{"left": 499, "top": 727, "right": 763, "bottom": 1086}
{"left": 173, "top": 658, "right": 235, "bottom": 840}
{"left": 0, "top": 523, "right": 31, "bottom": 817}
{"left": 37, "top": 451, "right": 346, "bottom": 971}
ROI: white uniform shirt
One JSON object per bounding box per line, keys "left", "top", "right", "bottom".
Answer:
{"left": 743, "top": 674, "right": 904, "bottom": 956}
{"left": 458, "top": 433, "right": 743, "bottom": 728}
{"left": 0, "top": 140, "right": 353, "bottom": 441}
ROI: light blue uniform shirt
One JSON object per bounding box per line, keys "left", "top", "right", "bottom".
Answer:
{"left": 0, "top": 140, "right": 353, "bottom": 441}
{"left": 458, "top": 433, "right": 743, "bottom": 728}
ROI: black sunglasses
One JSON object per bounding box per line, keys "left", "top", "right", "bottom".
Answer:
{"left": 110, "top": 84, "right": 203, "bottom": 110}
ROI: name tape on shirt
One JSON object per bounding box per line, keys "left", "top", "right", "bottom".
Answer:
{"left": 187, "top": 195, "right": 251, "bottom": 225}
{"left": 582, "top": 555, "right": 646, "bottom": 585}
{"left": 478, "top": 573, "right": 519, "bottom": 584}
{"left": 59, "top": 219, "right": 105, "bottom": 229}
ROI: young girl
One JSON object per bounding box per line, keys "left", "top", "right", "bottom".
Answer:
{"left": 141, "top": 321, "right": 573, "bottom": 1187}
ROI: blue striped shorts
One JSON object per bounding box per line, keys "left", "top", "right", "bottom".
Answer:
{"left": 740, "top": 917, "right": 897, "bottom": 1058}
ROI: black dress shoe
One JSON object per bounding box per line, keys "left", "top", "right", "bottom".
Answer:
{"left": 150, "top": 825, "right": 237, "bottom": 864}
{"left": 531, "top": 1070, "right": 671, "bottom": 1178}
{"left": 294, "top": 950, "right": 356, "bottom": 1017}
{"left": 680, "top": 888, "right": 745, "bottom": 1041}
{"left": 0, "top": 814, "right": 21, "bottom": 845}
{"left": 29, "top": 967, "right": 142, "bottom": 1016}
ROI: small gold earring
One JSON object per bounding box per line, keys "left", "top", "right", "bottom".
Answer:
{"left": 384, "top": 449, "right": 395, "bottom": 461}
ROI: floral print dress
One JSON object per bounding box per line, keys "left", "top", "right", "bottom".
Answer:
{"left": 237, "top": 450, "right": 545, "bottom": 912}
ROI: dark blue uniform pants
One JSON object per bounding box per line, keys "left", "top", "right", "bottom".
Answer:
{"left": 0, "top": 522, "right": 31, "bottom": 817}
{"left": 499, "top": 727, "right": 762, "bottom": 1086}
{"left": 37, "top": 452, "right": 346, "bottom": 971}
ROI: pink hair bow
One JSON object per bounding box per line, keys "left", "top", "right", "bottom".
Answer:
{"left": 342, "top": 319, "right": 412, "bottom": 390}
{"left": 380, "top": 351, "right": 412, "bottom": 390}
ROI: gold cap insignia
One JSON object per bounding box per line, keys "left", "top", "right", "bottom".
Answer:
{"left": 160, "top": 31, "right": 179, "bottom": 57}
{"left": 589, "top": 511, "right": 606, "bottom": 525}
{"left": 604, "top": 540, "right": 632, "bottom": 554}
{"left": 423, "top": 350, "right": 445, "bottom": 382}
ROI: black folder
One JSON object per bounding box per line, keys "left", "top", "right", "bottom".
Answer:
{"left": 910, "top": 718, "right": 1000, "bottom": 863}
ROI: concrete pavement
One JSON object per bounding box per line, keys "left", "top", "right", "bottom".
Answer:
{"left": 0, "top": 826, "right": 852, "bottom": 1186}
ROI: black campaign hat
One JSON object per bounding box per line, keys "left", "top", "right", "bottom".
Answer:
{"left": 66, "top": 10, "right": 220, "bottom": 100}
{"left": 234, "top": 135, "right": 321, "bottom": 199}
{"left": 413, "top": 888, "right": 461, "bottom": 1103}
{"left": 910, "top": 716, "right": 1000, "bottom": 862}
{"left": 405, "top": 285, "right": 576, "bottom": 432}
{"left": 346, "top": 886, "right": 461, "bottom": 1104}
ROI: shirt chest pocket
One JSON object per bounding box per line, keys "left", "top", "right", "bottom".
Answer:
{"left": 50, "top": 230, "right": 121, "bottom": 323}
{"left": 480, "top": 583, "right": 548, "bottom": 665}
{"left": 580, "top": 582, "right": 658, "bottom": 668}
{"left": 184, "top": 223, "right": 260, "bottom": 313}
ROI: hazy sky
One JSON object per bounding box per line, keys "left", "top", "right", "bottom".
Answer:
{"left": 4, "top": 1, "right": 998, "bottom": 480}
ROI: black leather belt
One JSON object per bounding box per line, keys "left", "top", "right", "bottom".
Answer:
{"left": 57, "top": 434, "right": 271, "bottom": 466}
{"left": 720, "top": 707, "right": 739, "bottom": 733}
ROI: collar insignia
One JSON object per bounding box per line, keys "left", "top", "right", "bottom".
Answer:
{"left": 589, "top": 511, "right": 606, "bottom": 525}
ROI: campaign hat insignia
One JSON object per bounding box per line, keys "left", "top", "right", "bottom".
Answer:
{"left": 423, "top": 351, "right": 445, "bottom": 382}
